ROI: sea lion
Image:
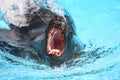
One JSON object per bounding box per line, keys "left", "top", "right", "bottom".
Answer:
{"left": 0, "top": 8, "right": 85, "bottom": 65}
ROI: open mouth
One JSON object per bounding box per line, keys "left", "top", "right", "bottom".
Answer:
{"left": 47, "top": 27, "right": 65, "bottom": 57}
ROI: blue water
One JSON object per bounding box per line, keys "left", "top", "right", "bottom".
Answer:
{"left": 0, "top": 0, "right": 120, "bottom": 80}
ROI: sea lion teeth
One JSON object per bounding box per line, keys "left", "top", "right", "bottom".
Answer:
{"left": 50, "top": 31, "right": 57, "bottom": 42}
{"left": 48, "top": 49, "right": 60, "bottom": 57}
{"left": 48, "top": 48, "right": 64, "bottom": 57}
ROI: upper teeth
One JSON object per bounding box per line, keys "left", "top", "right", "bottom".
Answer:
{"left": 50, "top": 31, "right": 57, "bottom": 42}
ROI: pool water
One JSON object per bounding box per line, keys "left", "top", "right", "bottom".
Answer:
{"left": 0, "top": 0, "right": 120, "bottom": 80}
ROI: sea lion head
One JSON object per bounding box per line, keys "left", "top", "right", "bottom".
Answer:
{"left": 29, "top": 10, "right": 85, "bottom": 65}
{"left": 46, "top": 15, "right": 66, "bottom": 57}
{"left": 44, "top": 15, "right": 85, "bottom": 64}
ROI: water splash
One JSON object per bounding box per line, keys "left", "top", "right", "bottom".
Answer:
{"left": 34, "top": 0, "right": 65, "bottom": 16}
{"left": 0, "top": 10, "right": 10, "bottom": 30}
{"left": 0, "top": 0, "right": 40, "bottom": 27}
{"left": 0, "top": 0, "right": 65, "bottom": 27}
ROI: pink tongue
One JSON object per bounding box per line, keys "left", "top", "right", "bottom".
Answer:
{"left": 54, "top": 29, "right": 62, "bottom": 43}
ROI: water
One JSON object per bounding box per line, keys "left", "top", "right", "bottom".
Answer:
{"left": 0, "top": 0, "right": 120, "bottom": 80}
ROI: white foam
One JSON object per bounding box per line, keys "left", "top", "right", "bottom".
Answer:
{"left": 46, "top": 0, "right": 65, "bottom": 17}
{"left": 0, "top": 0, "right": 40, "bottom": 27}
{"left": 0, "top": 0, "right": 65, "bottom": 27}
{"left": 35, "top": 0, "right": 65, "bottom": 16}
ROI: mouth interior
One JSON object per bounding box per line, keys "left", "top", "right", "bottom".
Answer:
{"left": 47, "top": 28, "right": 65, "bottom": 57}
